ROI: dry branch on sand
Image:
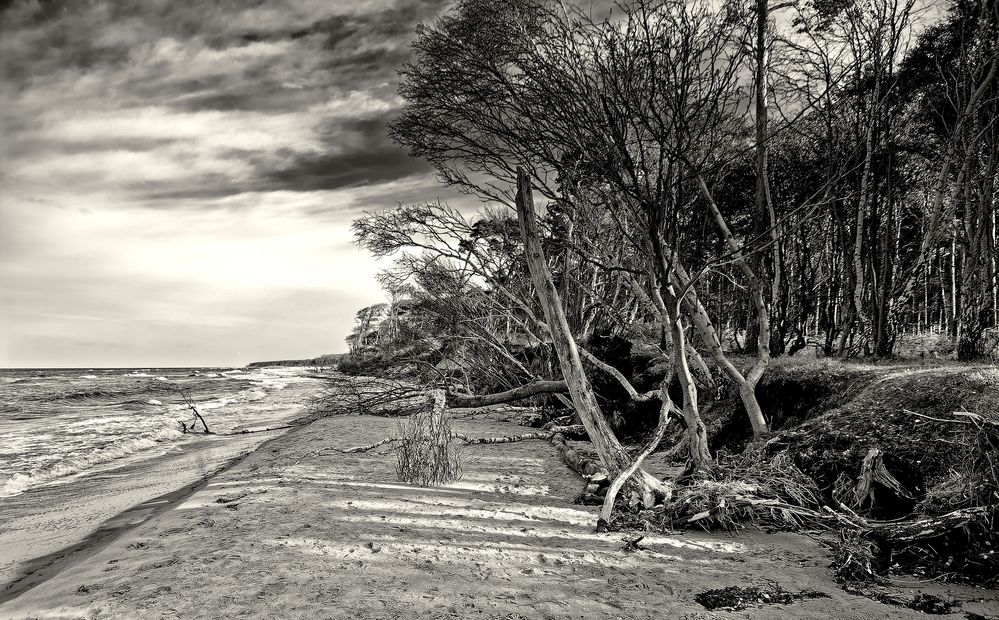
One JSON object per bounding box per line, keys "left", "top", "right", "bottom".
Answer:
{"left": 339, "top": 424, "right": 588, "bottom": 452}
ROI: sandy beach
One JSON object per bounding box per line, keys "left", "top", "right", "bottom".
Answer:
{"left": 2, "top": 413, "right": 996, "bottom": 619}
{"left": 0, "top": 368, "right": 319, "bottom": 590}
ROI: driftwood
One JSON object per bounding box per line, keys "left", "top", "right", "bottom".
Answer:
{"left": 549, "top": 432, "right": 607, "bottom": 479}
{"left": 452, "top": 432, "right": 554, "bottom": 444}
{"left": 451, "top": 424, "right": 586, "bottom": 444}
{"left": 180, "top": 391, "right": 211, "bottom": 434}
{"left": 342, "top": 424, "right": 588, "bottom": 452}
{"left": 341, "top": 437, "right": 401, "bottom": 453}
{"left": 868, "top": 506, "right": 990, "bottom": 544}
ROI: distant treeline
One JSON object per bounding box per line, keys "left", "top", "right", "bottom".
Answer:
{"left": 246, "top": 353, "right": 343, "bottom": 368}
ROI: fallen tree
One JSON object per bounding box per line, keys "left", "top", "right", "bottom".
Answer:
{"left": 447, "top": 380, "right": 568, "bottom": 408}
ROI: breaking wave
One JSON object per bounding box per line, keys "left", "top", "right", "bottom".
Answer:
{"left": 0, "top": 425, "right": 186, "bottom": 498}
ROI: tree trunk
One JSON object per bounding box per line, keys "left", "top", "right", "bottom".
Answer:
{"left": 447, "top": 380, "right": 568, "bottom": 408}
{"left": 958, "top": 156, "right": 998, "bottom": 359}
{"left": 670, "top": 311, "right": 712, "bottom": 468}
{"left": 690, "top": 174, "right": 771, "bottom": 434}
{"left": 515, "top": 167, "right": 666, "bottom": 501}
{"left": 671, "top": 261, "right": 770, "bottom": 436}
{"left": 649, "top": 284, "right": 713, "bottom": 471}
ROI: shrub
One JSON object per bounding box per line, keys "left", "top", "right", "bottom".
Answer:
{"left": 395, "top": 390, "right": 462, "bottom": 486}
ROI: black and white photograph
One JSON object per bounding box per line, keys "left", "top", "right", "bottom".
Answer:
{"left": 1, "top": 0, "right": 997, "bottom": 617}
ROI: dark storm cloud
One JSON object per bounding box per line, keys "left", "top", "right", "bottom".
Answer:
{"left": 1, "top": 0, "right": 450, "bottom": 203}
{"left": 264, "top": 112, "right": 432, "bottom": 192}
{"left": 266, "top": 145, "right": 431, "bottom": 192}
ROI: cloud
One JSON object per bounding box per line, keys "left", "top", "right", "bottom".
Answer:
{"left": 0, "top": 0, "right": 455, "bottom": 366}
{"left": 264, "top": 111, "right": 434, "bottom": 192}
{"left": 1, "top": 0, "right": 447, "bottom": 204}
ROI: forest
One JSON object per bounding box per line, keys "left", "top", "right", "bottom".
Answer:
{"left": 318, "top": 0, "right": 998, "bottom": 593}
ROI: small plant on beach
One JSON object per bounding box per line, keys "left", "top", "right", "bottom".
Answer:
{"left": 395, "top": 389, "right": 462, "bottom": 486}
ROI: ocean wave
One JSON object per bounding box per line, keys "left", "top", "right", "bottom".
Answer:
{"left": 0, "top": 425, "right": 187, "bottom": 498}
{"left": 57, "top": 389, "right": 118, "bottom": 400}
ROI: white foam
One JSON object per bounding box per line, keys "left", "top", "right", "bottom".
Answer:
{"left": 199, "top": 396, "right": 235, "bottom": 411}
{"left": 148, "top": 399, "right": 163, "bottom": 405}
{"left": 79, "top": 375, "right": 98, "bottom": 379}
{"left": 0, "top": 426, "right": 186, "bottom": 498}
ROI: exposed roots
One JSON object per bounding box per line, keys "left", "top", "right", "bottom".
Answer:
{"left": 598, "top": 406, "right": 676, "bottom": 524}
{"left": 832, "top": 529, "right": 882, "bottom": 584}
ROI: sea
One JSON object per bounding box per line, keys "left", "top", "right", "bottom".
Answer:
{"left": 0, "top": 366, "right": 322, "bottom": 589}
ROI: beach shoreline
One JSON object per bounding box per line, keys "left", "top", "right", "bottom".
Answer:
{"left": 0, "top": 368, "right": 322, "bottom": 593}
{"left": 0, "top": 417, "right": 308, "bottom": 605}
{"left": 2, "top": 413, "right": 996, "bottom": 619}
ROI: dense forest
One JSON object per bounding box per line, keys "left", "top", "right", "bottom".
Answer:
{"left": 321, "top": 0, "right": 998, "bottom": 587}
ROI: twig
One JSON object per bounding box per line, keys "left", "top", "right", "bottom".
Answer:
{"left": 902, "top": 409, "right": 971, "bottom": 425}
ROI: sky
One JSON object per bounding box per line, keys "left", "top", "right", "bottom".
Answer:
{"left": 0, "top": 0, "right": 466, "bottom": 368}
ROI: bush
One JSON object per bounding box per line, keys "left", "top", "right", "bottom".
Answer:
{"left": 395, "top": 390, "right": 462, "bottom": 486}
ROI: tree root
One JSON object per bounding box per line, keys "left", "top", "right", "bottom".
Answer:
{"left": 838, "top": 447, "right": 911, "bottom": 510}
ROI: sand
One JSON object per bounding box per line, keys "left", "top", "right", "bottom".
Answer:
{"left": 0, "top": 374, "right": 318, "bottom": 589}
{"left": 1, "top": 414, "right": 997, "bottom": 619}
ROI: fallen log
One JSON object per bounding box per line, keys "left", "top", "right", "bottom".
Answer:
{"left": 452, "top": 432, "right": 554, "bottom": 444}
{"left": 868, "top": 506, "right": 991, "bottom": 544}
{"left": 447, "top": 380, "right": 568, "bottom": 408}
{"left": 550, "top": 432, "right": 607, "bottom": 479}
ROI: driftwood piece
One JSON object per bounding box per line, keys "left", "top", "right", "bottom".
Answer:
{"left": 452, "top": 432, "right": 554, "bottom": 444}
{"left": 452, "top": 424, "right": 586, "bottom": 444}
{"left": 340, "top": 437, "right": 401, "bottom": 453}
{"left": 869, "top": 506, "right": 990, "bottom": 544}
{"left": 550, "top": 432, "right": 607, "bottom": 479}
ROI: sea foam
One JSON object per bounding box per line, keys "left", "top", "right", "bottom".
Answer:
{"left": 0, "top": 426, "right": 186, "bottom": 498}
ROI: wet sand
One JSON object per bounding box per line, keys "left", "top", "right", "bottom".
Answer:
{"left": 0, "top": 431, "right": 286, "bottom": 603}
{"left": 2, "top": 414, "right": 996, "bottom": 619}
{"left": 0, "top": 377, "right": 317, "bottom": 592}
